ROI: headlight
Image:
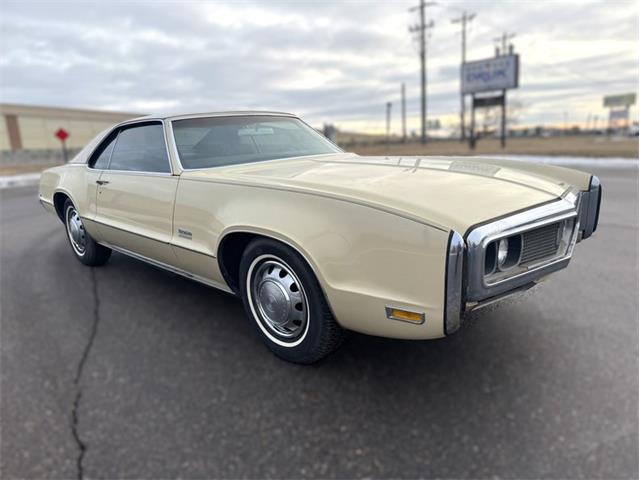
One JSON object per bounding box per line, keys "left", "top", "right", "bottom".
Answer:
{"left": 497, "top": 238, "right": 509, "bottom": 266}
{"left": 485, "top": 234, "right": 522, "bottom": 275}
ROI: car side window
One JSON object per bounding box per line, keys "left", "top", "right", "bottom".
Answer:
{"left": 89, "top": 134, "right": 117, "bottom": 169}
{"left": 108, "top": 123, "right": 170, "bottom": 173}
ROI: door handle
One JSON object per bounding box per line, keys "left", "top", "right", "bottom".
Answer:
{"left": 96, "top": 180, "right": 109, "bottom": 185}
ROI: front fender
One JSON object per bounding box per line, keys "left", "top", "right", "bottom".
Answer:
{"left": 173, "top": 178, "right": 451, "bottom": 339}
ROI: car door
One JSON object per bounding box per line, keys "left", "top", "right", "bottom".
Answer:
{"left": 94, "top": 121, "right": 179, "bottom": 267}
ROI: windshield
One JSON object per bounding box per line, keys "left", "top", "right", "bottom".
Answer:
{"left": 171, "top": 115, "right": 341, "bottom": 169}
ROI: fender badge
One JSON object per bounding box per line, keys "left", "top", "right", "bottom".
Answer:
{"left": 177, "top": 228, "right": 192, "bottom": 240}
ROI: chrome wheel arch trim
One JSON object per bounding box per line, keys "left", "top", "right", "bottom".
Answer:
{"left": 215, "top": 227, "right": 340, "bottom": 317}
{"left": 52, "top": 188, "right": 80, "bottom": 220}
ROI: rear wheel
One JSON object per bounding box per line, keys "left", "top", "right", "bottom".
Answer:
{"left": 239, "top": 238, "right": 345, "bottom": 364}
{"left": 63, "top": 199, "right": 111, "bottom": 266}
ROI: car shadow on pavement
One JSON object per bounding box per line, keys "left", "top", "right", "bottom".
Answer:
{"left": 100, "top": 251, "right": 545, "bottom": 408}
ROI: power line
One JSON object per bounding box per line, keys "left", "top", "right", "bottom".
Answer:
{"left": 409, "top": 0, "right": 436, "bottom": 144}
{"left": 452, "top": 10, "right": 475, "bottom": 141}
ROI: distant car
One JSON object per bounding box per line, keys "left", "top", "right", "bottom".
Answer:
{"left": 39, "top": 111, "right": 602, "bottom": 363}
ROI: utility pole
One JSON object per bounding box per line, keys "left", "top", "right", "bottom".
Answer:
{"left": 452, "top": 11, "right": 475, "bottom": 142}
{"left": 386, "top": 101, "right": 392, "bottom": 146}
{"left": 491, "top": 32, "right": 515, "bottom": 148}
{"left": 494, "top": 32, "right": 515, "bottom": 56}
{"left": 410, "top": 0, "right": 435, "bottom": 144}
{"left": 401, "top": 83, "right": 407, "bottom": 142}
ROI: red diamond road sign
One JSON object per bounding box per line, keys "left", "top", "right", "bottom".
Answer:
{"left": 55, "top": 128, "right": 69, "bottom": 142}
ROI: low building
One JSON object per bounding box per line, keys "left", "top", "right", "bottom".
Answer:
{"left": 0, "top": 103, "right": 142, "bottom": 152}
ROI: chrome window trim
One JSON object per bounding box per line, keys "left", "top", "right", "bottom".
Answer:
{"left": 465, "top": 195, "right": 580, "bottom": 302}
{"left": 86, "top": 118, "right": 174, "bottom": 175}
{"left": 166, "top": 111, "right": 298, "bottom": 122}
{"left": 87, "top": 168, "right": 174, "bottom": 178}
{"left": 444, "top": 230, "right": 464, "bottom": 335}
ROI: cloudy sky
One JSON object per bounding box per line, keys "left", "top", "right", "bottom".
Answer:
{"left": 1, "top": 0, "right": 637, "bottom": 134}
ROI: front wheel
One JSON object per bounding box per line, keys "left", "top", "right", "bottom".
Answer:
{"left": 239, "top": 238, "right": 345, "bottom": 364}
{"left": 63, "top": 199, "right": 111, "bottom": 266}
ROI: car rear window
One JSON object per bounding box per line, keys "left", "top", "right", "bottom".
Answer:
{"left": 171, "top": 115, "right": 341, "bottom": 169}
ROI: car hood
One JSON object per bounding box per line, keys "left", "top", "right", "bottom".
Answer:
{"left": 183, "top": 153, "right": 572, "bottom": 234}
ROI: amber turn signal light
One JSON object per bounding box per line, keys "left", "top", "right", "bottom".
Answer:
{"left": 385, "top": 306, "right": 425, "bottom": 324}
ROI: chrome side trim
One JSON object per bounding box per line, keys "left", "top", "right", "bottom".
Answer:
{"left": 86, "top": 217, "right": 217, "bottom": 259}
{"left": 465, "top": 196, "right": 579, "bottom": 302}
{"left": 172, "top": 242, "right": 216, "bottom": 259}
{"left": 83, "top": 217, "right": 163, "bottom": 244}
{"left": 444, "top": 231, "right": 464, "bottom": 335}
{"left": 100, "top": 242, "right": 234, "bottom": 294}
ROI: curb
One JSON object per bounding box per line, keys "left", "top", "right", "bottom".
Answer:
{"left": 473, "top": 155, "right": 638, "bottom": 168}
{"left": 0, "top": 173, "right": 41, "bottom": 190}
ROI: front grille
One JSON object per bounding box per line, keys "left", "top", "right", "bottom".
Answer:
{"left": 520, "top": 222, "right": 561, "bottom": 264}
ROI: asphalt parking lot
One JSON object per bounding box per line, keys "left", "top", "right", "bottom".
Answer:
{"left": 1, "top": 164, "right": 638, "bottom": 479}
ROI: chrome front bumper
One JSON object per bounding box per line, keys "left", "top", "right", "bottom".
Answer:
{"left": 443, "top": 175, "right": 602, "bottom": 335}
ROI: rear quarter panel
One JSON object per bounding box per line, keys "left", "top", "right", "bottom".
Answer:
{"left": 39, "top": 164, "right": 102, "bottom": 234}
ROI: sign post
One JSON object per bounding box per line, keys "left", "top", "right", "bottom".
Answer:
{"left": 55, "top": 128, "right": 69, "bottom": 163}
{"left": 462, "top": 53, "right": 519, "bottom": 149}
{"left": 603, "top": 93, "right": 636, "bottom": 131}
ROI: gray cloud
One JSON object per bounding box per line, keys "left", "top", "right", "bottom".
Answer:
{"left": 0, "top": 0, "right": 637, "bottom": 132}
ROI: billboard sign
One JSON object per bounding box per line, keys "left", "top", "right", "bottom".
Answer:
{"left": 609, "top": 108, "right": 629, "bottom": 122}
{"left": 603, "top": 93, "right": 636, "bottom": 108}
{"left": 462, "top": 55, "right": 519, "bottom": 94}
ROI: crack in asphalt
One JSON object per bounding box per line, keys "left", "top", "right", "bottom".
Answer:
{"left": 70, "top": 267, "right": 100, "bottom": 480}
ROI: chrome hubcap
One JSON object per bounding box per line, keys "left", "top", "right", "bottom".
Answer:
{"left": 250, "top": 259, "right": 308, "bottom": 340}
{"left": 66, "top": 207, "right": 86, "bottom": 255}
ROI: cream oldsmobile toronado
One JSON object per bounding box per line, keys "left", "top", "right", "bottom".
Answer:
{"left": 39, "top": 111, "right": 602, "bottom": 363}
